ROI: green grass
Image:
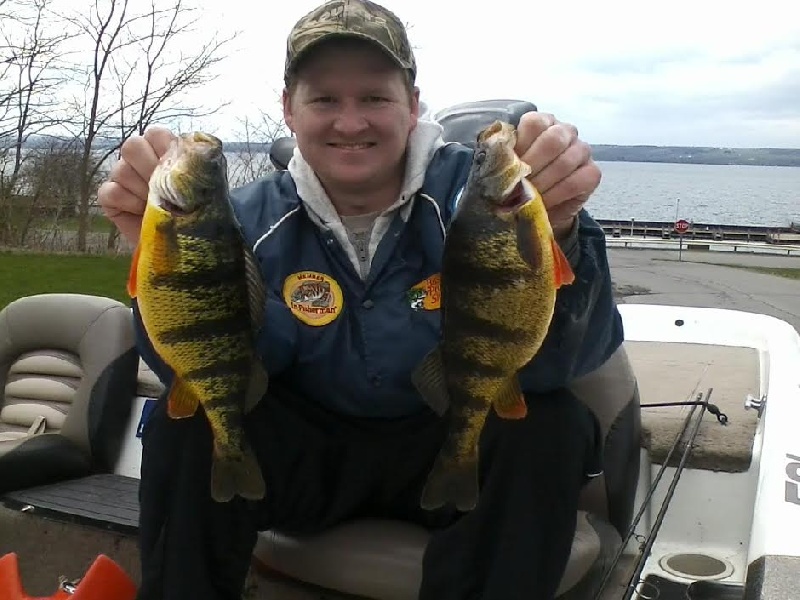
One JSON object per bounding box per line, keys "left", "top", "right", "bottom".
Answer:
{"left": 0, "top": 251, "right": 132, "bottom": 310}
{"left": 652, "top": 257, "right": 800, "bottom": 280}
{"left": 706, "top": 264, "right": 800, "bottom": 280}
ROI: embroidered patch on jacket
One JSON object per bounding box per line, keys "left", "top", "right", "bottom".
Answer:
{"left": 283, "top": 271, "right": 344, "bottom": 326}
{"left": 407, "top": 273, "right": 441, "bottom": 311}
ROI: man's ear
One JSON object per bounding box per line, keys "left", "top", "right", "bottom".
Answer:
{"left": 410, "top": 86, "right": 421, "bottom": 129}
{"left": 282, "top": 88, "right": 295, "bottom": 132}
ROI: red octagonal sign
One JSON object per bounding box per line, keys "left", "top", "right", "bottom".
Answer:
{"left": 674, "top": 219, "right": 690, "bottom": 234}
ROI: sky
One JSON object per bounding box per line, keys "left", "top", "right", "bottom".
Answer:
{"left": 56, "top": 0, "right": 800, "bottom": 148}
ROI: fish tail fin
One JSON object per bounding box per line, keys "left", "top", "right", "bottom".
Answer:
{"left": 211, "top": 442, "right": 266, "bottom": 503}
{"left": 127, "top": 243, "right": 141, "bottom": 298}
{"left": 421, "top": 455, "right": 479, "bottom": 512}
{"left": 550, "top": 236, "right": 576, "bottom": 288}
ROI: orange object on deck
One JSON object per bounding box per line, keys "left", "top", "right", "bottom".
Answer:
{"left": 0, "top": 552, "right": 137, "bottom": 600}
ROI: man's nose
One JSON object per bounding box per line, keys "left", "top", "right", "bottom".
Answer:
{"left": 332, "top": 101, "right": 369, "bottom": 135}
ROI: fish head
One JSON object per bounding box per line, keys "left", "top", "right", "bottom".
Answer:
{"left": 470, "top": 121, "right": 535, "bottom": 220}
{"left": 148, "top": 132, "right": 229, "bottom": 217}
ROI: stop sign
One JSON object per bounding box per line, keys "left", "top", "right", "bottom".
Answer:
{"left": 674, "top": 219, "right": 690, "bottom": 234}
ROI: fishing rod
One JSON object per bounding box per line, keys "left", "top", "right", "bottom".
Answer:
{"left": 593, "top": 388, "right": 719, "bottom": 599}
{"left": 621, "top": 388, "right": 715, "bottom": 600}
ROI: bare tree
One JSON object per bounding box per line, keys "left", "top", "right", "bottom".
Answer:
{"left": 15, "top": 138, "right": 97, "bottom": 248}
{"left": 227, "top": 110, "right": 289, "bottom": 188}
{"left": 0, "top": 0, "right": 74, "bottom": 246}
{"left": 61, "top": 0, "right": 232, "bottom": 251}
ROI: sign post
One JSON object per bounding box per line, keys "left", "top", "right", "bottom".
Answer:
{"left": 674, "top": 219, "right": 690, "bottom": 261}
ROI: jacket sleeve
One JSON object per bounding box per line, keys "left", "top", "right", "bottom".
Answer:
{"left": 518, "top": 208, "right": 624, "bottom": 393}
{"left": 131, "top": 299, "right": 174, "bottom": 392}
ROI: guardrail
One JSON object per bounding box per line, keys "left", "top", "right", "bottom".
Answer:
{"left": 606, "top": 236, "right": 800, "bottom": 257}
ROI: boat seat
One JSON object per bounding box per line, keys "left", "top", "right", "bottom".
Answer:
{"left": 253, "top": 344, "right": 642, "bottom": 599}
{"left": 0, "top": 293, "right": 139, "bottom": 494}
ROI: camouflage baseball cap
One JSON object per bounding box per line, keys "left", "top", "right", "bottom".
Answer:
{"left": 284, "top": 0, "right": 417, "bottom": 84}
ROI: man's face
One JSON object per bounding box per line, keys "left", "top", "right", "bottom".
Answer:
{"left": 283, "top": 39, "right": 420, "bottom": 199}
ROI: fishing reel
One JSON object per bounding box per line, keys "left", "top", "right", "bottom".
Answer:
{"left": 267, "top": 98, "right": 539, "bottom": 169}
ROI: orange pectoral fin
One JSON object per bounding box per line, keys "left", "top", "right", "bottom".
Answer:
{"left": 493, "top": 377, "right": 528, "bottom": 420}
{"left": 126, "top": 244, "right": 141, "bottom": 298}
{"left": 167, "top": 377, "right": 200, "bottom": 419}
{"left": 551, "top": 237, "right": 576, "bottom": 288}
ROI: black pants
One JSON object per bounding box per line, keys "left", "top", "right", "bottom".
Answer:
{"left": 136, "top": 385, "right": 601, "bottom": 600}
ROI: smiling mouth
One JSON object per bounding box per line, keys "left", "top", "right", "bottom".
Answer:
{"left": 328, "top": 142, "right": 375, "bottom": 150}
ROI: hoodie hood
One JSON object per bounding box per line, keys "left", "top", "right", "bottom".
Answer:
{"left": 287, "top": 119, "right": 446, "bottom": 276}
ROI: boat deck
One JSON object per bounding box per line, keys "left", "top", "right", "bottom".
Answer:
{"left": 0, "top": 339, "right": 764, "bottom": 598}
{"left": 628, "top": 340, "right": 761, "bottom": 472}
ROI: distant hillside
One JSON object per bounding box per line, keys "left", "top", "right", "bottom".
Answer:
{"left": 590, "top": 145, "right": 800, "bottom": 167}
{"left": 12, "top": 136, "right": 800, "bottom": 167}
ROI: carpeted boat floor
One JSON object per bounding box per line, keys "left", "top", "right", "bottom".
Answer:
{"left": 625, "top": 341, "right": 761, "bottom": 472}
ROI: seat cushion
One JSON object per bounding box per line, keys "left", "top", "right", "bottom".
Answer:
{"left": 253, "top": 510, "right": 622, "bottom": 600}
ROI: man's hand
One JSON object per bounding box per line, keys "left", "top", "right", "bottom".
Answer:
{"left": 514, "top": 112, "right": 601, "bottom": 239}
{"left": 98, "top": 126, "right": 177, "bottom": 245}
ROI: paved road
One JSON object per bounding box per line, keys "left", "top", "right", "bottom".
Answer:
{"left": 608, "top": 248, "right": 800, "bottom": 332}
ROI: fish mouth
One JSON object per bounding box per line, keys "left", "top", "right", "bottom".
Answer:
{"left": 493, "top": 180, "right": 533, "bottom": 216}
{"left": 160, "top": 197, "right": 190, "bottom": 216}
{"left": 150, "top": 167, "right": 192, "bottom": 216}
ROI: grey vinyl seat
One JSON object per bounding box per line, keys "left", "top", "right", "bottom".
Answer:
{"left": 0, "top": 293, "right": 139, "bottom": 493}
{"left": 253, "top": 344, "right": 642, "bottom": 599}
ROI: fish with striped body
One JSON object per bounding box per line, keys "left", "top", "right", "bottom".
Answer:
{"left": 412, "top": 120, "right": 576, "bottom": 511}
{"left": 127, "top": 132, "right": 268, "bottom": 503}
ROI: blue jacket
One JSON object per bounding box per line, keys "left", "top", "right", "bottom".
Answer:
{"left": 134, "top": 136, "right": 624, "bottom": 418}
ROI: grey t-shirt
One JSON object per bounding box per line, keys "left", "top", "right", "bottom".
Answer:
{"left": 340, "top": 211, "right": 381, "bottom": 280}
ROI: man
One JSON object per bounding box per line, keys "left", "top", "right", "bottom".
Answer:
{"left": 99, "top": 1, "right": 623, "bottom": 598}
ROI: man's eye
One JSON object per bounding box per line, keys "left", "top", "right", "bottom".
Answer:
{"left": 366, "top": 96, "right": 389, "bottom": 103}
{"left": 312, "top": 96, "right": 334, "bottom": 103}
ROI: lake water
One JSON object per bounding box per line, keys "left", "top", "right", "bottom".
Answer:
{"left": 7, "top": 151, "right": 800, "bottom": 228}
{"left": 225, "top": 155, "right": 800, "bottom": 228}
{"left": 588, "top": 161, "right": 800, "bottom": 227}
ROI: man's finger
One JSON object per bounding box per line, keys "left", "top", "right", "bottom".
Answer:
{"left": 98, "top": 181, "right": 147, "bottom": 218}
{"left": 108, "top": 160, "right": 149, "bottom": 204}
{"left": 514, "top": 112, "right": 556, "bottom": 158}
{"left": 541, "top": 162, "right": 602, "bottom": 211}
{"left": 120, "top": 135, "right": 162, "bottom": 184}
{"left": 530, "top": 139, "right": 592, "bottom": 196}
{"left": 144, "top": 126, "right": 177, "bottom": 159}
{"left": 519, "top": 122, "right": 578, "bottom": 176}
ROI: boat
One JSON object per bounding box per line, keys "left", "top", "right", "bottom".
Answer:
{"left": 1, "top": 100, "right": 798, "bottom": 599}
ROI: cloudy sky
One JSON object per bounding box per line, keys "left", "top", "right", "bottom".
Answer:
{"left": 146, "top": 0, "right": 800, "bottom": 148}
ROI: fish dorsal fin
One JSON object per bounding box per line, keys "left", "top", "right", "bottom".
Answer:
{"left": 411, "top": 345, "right": 450, "bottom": 416}
{"left": 244, "top": 245, "right": 266, "bottom": 333}
{"left": 493, "top": 377, "right": 527, "bottom": 419}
